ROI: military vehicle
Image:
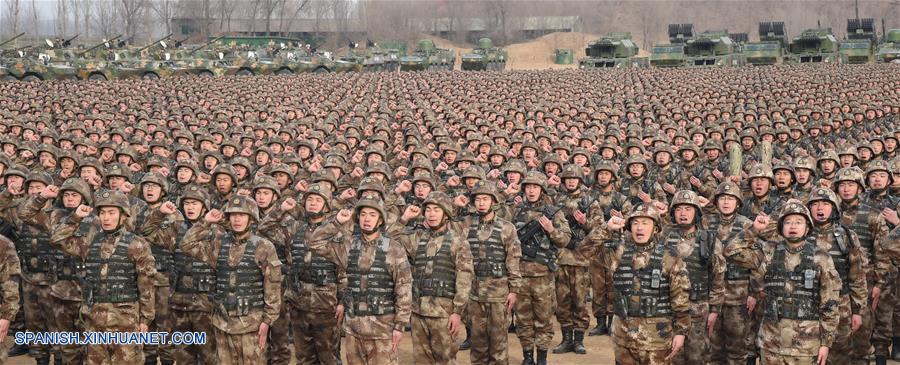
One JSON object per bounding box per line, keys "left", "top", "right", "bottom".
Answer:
{"left": 744, "top": 21, "right": 788, "bottom": 65}
{"left": 0, "top": 33, "right": 25, "bottom": 81}
{"left": 462, "top": 38, "right": 507, "bottom": 71}
{"left": 368, "top": 40, "right": 405, "bottom": 71}
{"left": 649, "top": 24, "right": 691, "bottom": 67}
{"left": 876, "top": 28, "right": 900, "bottom": 63}
{"left": 399, "top": 39, "right": 455, "bottom": 71}
{"left": 839, "top": 18, "right": 877, "bottom": 64}
{"left": 650, "top": 24, "right": 744, "bottom": 67}
{"left": 785, "top": 28, "right": 839, "bottom": 63}
{"left": 579, "top": 32, "right": 647, "bottom": 69}
{"left": 336, "top": 42, "right": 386, "bottom": 72}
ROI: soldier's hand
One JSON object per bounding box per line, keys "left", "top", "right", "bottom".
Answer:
{"left": 872, "top": 286, "right": 881, "bottom": 311}
{"left": 197, "top": 173, "right": 211, "bottom": 184}
{"left": 41, "top": 185, "right": 59, "bottom": 199}
{"left": 435, "top": 162, "right": 448, "bottom": 172}
{"left": 637, "top": 191, "right": 651, "bottom": 203}
{"left": 258, "top": 322, "right": 269, "bottom": 349}
{"left": 851, "top": 314, "right": 862, "bottom": 333}
{"left": 607, "top": 216, "right": 626, "bottom": 231}
{"left": 506, "top": 293, "right": 517, "bottom": 314}
{"left": 697, "top": 196, "right": 710, "bottom": 207}
{"left": 547, "top": 175, "right": 561, "bottom": 187}
{"left": 159, "top": 201, "right": 177, "bottom": 215}
{"left": 391, "top": 330, "right": 403, "bottom": 352}
{"left": 728, "top": 175, "right": 740, "bottom": 184}
{"left": 431, "top": 150, "right": 442, "bottom": 159}
{"left": 819, "top": 179, "right": 832, "bottom": 188}
{"left": 504, "top": 183, "right": 520, "bottom": 196}
{"left": 281, "top": 198, "right": 297, "bottom": 212}
{"left": 538, "top": 216, "right": 555, "bottom": 234}
{"left": 139, "top": 323, "right": 148, "bottom": 333}
{"left": 573, "top": 210, "right": 587, "bottom": 225}
{"left": 240, "top": 147, "right": 253, "bottom": 157}
{"left": 351, "top": 167, "right": 364, "bottom": 178}
{"left": 294, "top": 180, "right": 309, "bottom": 192}
{"left": 335, "top": 209, "right": 353, "bottom": 224}
{"left": 340, "top": 188, "right": 356, "bottom": 200}
{"left": 394, "top": 180, "right": 412, "bottom": 194}
{"left": 746, "top": 296, "right": 757, "bottom": 313}
{"left": 120, "top": 182, "right": 135, "bottom": 194}
{"left": 205, "top": 209, "right": 223, "bottom": 223}
{"left": 60, "top": 169, "right": 71, "bottom": 179}
{"left": 129, "top": 163, "right": 142, "bottom": 173}
{"left": 447, "top": 175, "right": 461, "bottom": 187}
{"left": 237, "top": 188, "right": 251, "bottom": 196}
{"left": 712, "top": 169, "right": 724, "bottom": 180}
{"left": 816, "top": 346, "right": 829, "bottom": 365}
{"left": 87, "top": 174, "right": 103, "bottom": 188}
{"left": 402, "top": 205, "right": 421, "bottom": 222}
{"left": 0, "top": 318, "right": 8, "bottom": 342}
{"left": 652, "top": 201, "right": 668, "bottom": 213}
{"left": 690, "top": 176, "right": 703, "bottom": 188}
{"left": 488, "top": 169, "right": 501, "bottom": 179}
{"left": 75, "top": 205, "right": 93, "bottom": 218}
{"left": 335, "top": 304, "right": 344, "bottom": 323}
{"left": 453, "top": 195, "right": 468, "bottom": 208}
{"left": 662, "top": 183, "right": 676, "bottom": 194}
{"left": 667, "top": 334, "right": 685, "bottom": 360}
{"left": 394, "top": 166, "right": 408, "bottom": 178}
{"left": 397, "top": 150, "right": 409, "bottom": 161}
{"left": 513, "top": 196, "right": 523, "bottom": 205}
{"left": 882, "top": 208, "right": 900, "bottom": 226}
{"left": 752, "top": 214, "right": 769, "bottom": 232}
{"left": 448, "top": 313, "right": 462, "bottom": 337}
{"left": 610, "top": 210, "right": 623, "bottom": 219}
{"left": 6, "top": 179, "right": 22, "bottom": 195}
{"left": 706, "top": 312, "right": 717, "bottom": 337}
{"left": 307, "top": 161, "right": 321, "bottom": 174}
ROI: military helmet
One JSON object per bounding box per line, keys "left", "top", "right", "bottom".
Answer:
{"left": 793, "top": 156, "right": 816, "bottom": 172}
{"left": 211, "top": 164, "right": 238, "bottom": 184}
{"left": 3, "top": 165, "right": 26, "bottom": 179}
{"left": 503, "top": 159, "right": 527, "bottom": 176}
{"left": 357, "top": 176, "right": 386, "bottom": 198}
{"left": 311, "top": 171, "right": 337, "bottom": 190}
{"left": 776, "top": 200, "right": 813, "bottom": 235}
{"left": 864, "top": 159, "right": 893, "bottom": 185}
{"left": 353, "top": 196, "right": 386, "bottom": 226}
{"left": 95, "top": 190, "right": 131, "bottom": 217}
{"left": 471, "top": 180, "right": 500, "bottom": 204}
{"left": 834, "top": 167, "right": 865, "bottom": 191}
{"left": 252, "top": 175, "right": 281, "bottom": 197}
{"left": 701, "top": 140, "right": 723, "bottom": 153}
{"left": 461, "top": 165, "right": 485, "bottom": 181}
{"left": 59, "top": 178, "right": 93, "bottom": 206}
{"left": 268, "top": 163, "right": 293, "bottom": 180}
{"left": 139, "top": 172, "right": 169, "bottom": 197}
{"left": 223, "top": 195, "right": 260, "bottom": 222}
{"left": 178, "top": 184, "right": 209, "bottom": 210}
{"left": 105, "top": 163, "right": 133, "bottom": 182}
{"left": 838, "top": 146, "right": 859, "bottom": 160}
{"left": 521, "top": 171, "right": 548, "bottom": 192}
{"left": 805, "top": 187, "right": 841, "bottom": 221}
{"left": 560, "top": 164, "right": 583, "bottom": 181}
{"left": 411, "top": 172, "right": 437, "bottom": 190}
{"left": 623, "top": 155, "right": 648, "bottom": 170}
{"left": 423, "top": 191, "right": 455, "bottom": 219}
{"left": 625, "top": 203, "right": 661, "bottom": 230}
{"left": 677, "top": 142, "right": 701, "bottom": 157}
{"left": 25, "top": 171, "right": 54, "bottom": 188}
{"left": 817, "top": 150, "right": 839, "bottom": 165}
{"left": 670, "top": 190, "right": 703, "bottom": 221}
{"left": 304, "top": 182, "right": 333, "bottom": 210}
{"left": 713, "top": 181, "right": 743, "bottom": 207}
{"left": 747, "top": 164, "right": 774, "bottom": 182}
{"left": 593, "top": 160, "right": 618, "bottom": 182}
{"left": 772, "top": 162, "right": 795, "bottom": 180}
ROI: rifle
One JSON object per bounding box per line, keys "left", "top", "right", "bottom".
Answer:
{"left": 78, "top": 35, "right": 121, "bottom": 56}
{"left": 517, "top": 204, "right": 563, "bottom": 268}
{"left": 565, "top": 195, "right": 597, "bottom": 249}
{"left": 0, "top": 32, "right": 25, "bottom": 48}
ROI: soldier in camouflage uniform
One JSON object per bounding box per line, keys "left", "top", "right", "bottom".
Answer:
{"left": 0, "top": 233, "right": 19, "bottom": 364}
{"left": 309, "top": 197, "right": 413, "bottom": 365}
{"left": 725, "top": 201, "right": 841, "bottom": 365}
{"left": 170, "top": 185, "right": 217, "bottom": 365}
{"left": 180, "top": 195, "right": 284, "bottom": 365}
{"left": 581, "top": 204, "right": 691, "bottom": 365}
{"left": 551, "top": 165, "right": 597, "bottom": 355}
{"left": 739, "top": 164, "right": 781, "bottom": 219}
{"left": 258, "top": 182, "right": 344, "bottom": 365}
{"left": 792, "top": 157, "right": 817, "bottom": 203}
{"left": 457, "top": 181, "right": 522, "bottom": 365}
{"left": 50, "top": 190, "right": 158, "bottom": 364}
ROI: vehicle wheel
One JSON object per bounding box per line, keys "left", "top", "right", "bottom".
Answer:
{"left": 88, "top": 73, "right": 107, "bottom": 81}
{"left": 142, "top": 72, "right": 159, "bottom": 80}
{"left": 313, "top": 67, "right": 329, "bottom": 74}
{"left": 275, "top": 68, "right": 293, "bottom": 76}
{"left": 198, "top": 70, "right": 215, "bottom": 77}
{"left": 0, "top": 75, "right": 16, "bottom": 82}
{"left": 22, "top": 75, "right": 41, "bottom": 82}
{"left": 236, "top": 69, "right": 253, "bottom": 76}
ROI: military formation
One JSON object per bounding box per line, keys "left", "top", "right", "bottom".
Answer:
{"left": 0, "top": 62, "right": 895, "bottom": 365}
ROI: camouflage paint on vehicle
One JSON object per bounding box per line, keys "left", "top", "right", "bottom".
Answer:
{"left": 579, "top": 32, "right": 648, "bottom": 69}
{"left": 462, "top": 38, "right": 508, "bottom": 71}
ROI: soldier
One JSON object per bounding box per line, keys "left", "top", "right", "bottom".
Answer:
{"left": 511, "top": 171, "right": 571, "bottom": 365}
{"left": 50, "top": 190, "right": 157, "bottom": 364}
{"left": 392, "top": 191, "right": 473, "bottom": 364}
{"left": 170, "top": 185, "right": 217, "bottom": 365}
{"left": 309, "top": 197, "right": 413, "bottom": 365}
{"left": 551, "top": 165, "right": 596, "bottom": 355}
{"left": 725, "top": 202, "right": 840, "bottom": 365}
{"left": 581, "top": 204, "right": 690, "bottom": 365}
{"left": 180, "top": 195, "right": 284, "bottom": 364}
{"left": 792, "top": 157, "right": 817, "bottom": 203}
{"left": 664, "top": 190, "right": 725, "bottom": 365}
{"left": 739, "top": 164, "right": 781, "bottom": 219}
{"left": 457, "top": 181, "right": 521, "bottom": 365}
{"left": 259, "top": 182, "right": 344, "bottom": 365}
{"left": 0, "top": 233, "right": 19, "bottom": 364}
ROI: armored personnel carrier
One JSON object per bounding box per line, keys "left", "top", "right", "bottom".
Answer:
{"left": 462, "top": 38, "right": 507, "bottom": 71}
{"left": 399, "top": 39, "right": 455, "bottom": 71}
{"left": 579, "top": 32, "right": 647, "bottom": 69}
{"left": 745, "top": 21, "right": 787, "bottom": 65}
{"left": 839, "top": 18, "right": 877, "bottom": 64}
{"left": 785, "top": 28, "right": 839, "bottom": 63}
{"left": 876, "top": 29, "right": 900, "bottom": 63}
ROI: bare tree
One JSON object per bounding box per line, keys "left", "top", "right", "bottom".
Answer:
{"left": 150, "top": 0, "right": 173, "bottom": 35}
{"left": 121, "top": 0, "right": 148, "bottom": 39}
{"left": 487, "top": 0, "right": 509, "bottom": 45}
{"left": 92, "top": 1, "right": 121, "bottom": 38}
{"left": 3, "top": 0, "right": 21, "bottom": 34}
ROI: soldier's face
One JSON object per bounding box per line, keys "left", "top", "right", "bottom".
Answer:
{"left": 357, "top": 207, "right": 382, "bottom": 232}
{"left": 750, "top": 178, "right": 770, "bottom": 197}
{"left": 62, "top": 191, "right": 82, "bottom": 208}
{"left": 628, "top": 164, "right": 645, "bottom": 178}
{"left": 182, "top": 199, "right": 204, "bottom": 221}
{"left": 781, "top": 215, "right": 808, "bottom": 239}
{"left": 215, "top": 175, "right": 234, "bottom": 193}
{"left": 228, "top": 213, "right": 251, "bottom": 233}
{"left": 524, "top": 184, "right": 542, "bottom": 202}
{"left": 819, "top": 160, "right": 836, "bottom": 173}
{"left": 868, "top": 171, "right": 889, "bottom": 190}
{"left": 716, "top": 195, "right": 738, "bottom": 215}
{"left": 6, "top": 176, "right": 23, "bottom": 193}
{"left": 573, "top": 155, "right": 587, "bottom": 166}
{"left": 176, "top": 167, "right": 194, "bottom": 183}
{"left": 795, "top": 169, "right": 812, "bottom": 184}
{"left": 506, "top": 172, "right": 522, "bottom": 185}
{"left": 839, "top": 156, "right": 855, "bottom": 168}
{"left": 98, "top": 207, "right": 123, "bottom": 231}
{"left": 424, "top": 204, "right": 445, "bottom": 228}
{"left": 629, "top": 217, "right": 655, "bottom": 244}
{"left": 457, "top": 161, "right": 471, "bottom": 171}
{"left": 27, "top": 182, "right": 46, "bottom": 196}
{"left": 655, "top": 153, "right": 671, "bottom": 165}
{"left": 305, "top": 194, "right": 326, "bottom": 214}
{"left": 774, "top": 171, "right": 793, "bottom": 188}
{"left": 234, "top": 166, "right": 248, "bottom": 179}
{"left": 673, "top": 205, "right": 696, "bottom": 225}
{"left": 473, "top": 194, "right": 493, "bottom": 214}
{"left": 414, "top": 182, "right": 432, "bottom": 199}
{"left": 705, "top": 150, "right": 719, "bottom": 160}
{"left": 254, "top": 189, "right": 276, "bottom": 209}
{"left": 680, "top": 151, "right": 696, "bottom": 162}
{"left": 809, "top": 201, "right": 833, "bottom": 223}
{"left": 837, "top": 182, "right": 860, "bottom": 201}
{"left": 596, "top": 171, "right": 613, "bottom": 186}
{"left": 142, "top": 183, "right": 163, "bottom": 203}
{"left": 273, "top": 172, "right": 290, "bottom": 189}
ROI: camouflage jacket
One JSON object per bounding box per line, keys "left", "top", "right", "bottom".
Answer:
{"left": 510, "top": 198, "right": 572, "bottom": 277}
{"left": 454, "top": 213, "right": 522, "bottom": 302}
{"left": 702, "top": 213, "right": 753, "bottom": 306}
{"left": 137, "top": 205, "right": 182, "bottom": 287}
{"left": 661, "top": 227, "right": 726, "bottom": 313}
{"left": 0, "top": 234, "right": 20, "bottom": 322}
{"left": 555, "top": 187, "right": 597, "bottom": 267}
{"left": 810, "top": 223, "right": 868, "bottom": 315}
{"left": 840, "top": 200, "right": 894, "bottom": 288}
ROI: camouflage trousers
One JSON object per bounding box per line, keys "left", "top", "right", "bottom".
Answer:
{"left": 614, "top": 344, "right": 671, "bottom": 365}
{"left": 213, "top": 328, "right": 265, "bottom": 365}
{"left": 344, "top": 335, "right": 399, "bottom": 365}
{"left": 672, "top": 301, "right": 709, "bottom": 365}
{"left": 710, "top": 304, "right": 754, "bottom": 365}
{"left": 467, "top": 301, "right": 510, "bottom": 365}
{"left": 590, "top": 256, "right": 613, "bottom": 318}
{"left": 291, "top": 307, "right": 339, "bottom": 365}
{"left": 872, "top": 283, "right": 897, "bottom": 357}
{"left": 0, "top": 332, "right": 12, "bottom": 364}
{"left": 171, "top": 309, "right": 217, "bottom": 365}
{"left": 144, "top": 285, "right": 174, "bottom": 363}
{"left": 516, "top": 275, "right": 556, "bottom": 351}
{"left": 555, "top": 265, "right": 591, "bottom": 331}
{"left": 22, "top": 281, "right": 53, "bottom": 361}
{"left": 411, "top": 313, "right": 460, "bottom": 364}
{"left": 84, "top": 313, "right": 144, "bottom": 365}
{"left": 849, "top": 279, "right": 881, "bottom": 363}
{"left": 51, "top": 296, "right": 84, "bottom": 364}
{"left": 759, "top": 350, "right": 815, "bottom": 365}
{"left": 828, "top": 296, "right": 853, "bottom": 365}
{"left": 267, "top": 299, "right": 291, "bottom": 365}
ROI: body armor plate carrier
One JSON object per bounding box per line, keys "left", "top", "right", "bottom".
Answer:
{"left": 612, "top": 242, "right": 672, "bottom": 318}
{"left": 763, "top": 242, "right": 820, "bottom": 321}
{"left": 83, "top": 232, "right": 139, "bottom": 305}
{"left": 290, "top": 222, "right": 338, "bottom": 289}
{"left": 213, "top": 234, "right": 265, "bottom": 317}
{"left": 345, "top": 236, "right": 396, "bottom": 317}
{"left": 467, "top": 219, "right": 507, "bottom": 278}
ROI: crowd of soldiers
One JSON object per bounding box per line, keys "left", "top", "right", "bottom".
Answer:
{"left": 0, "top": 63, "right": 896, "bottom": 365}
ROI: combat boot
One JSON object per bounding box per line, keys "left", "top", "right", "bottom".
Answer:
{"left": 746, "top": 356, "right": 757, "bottom": 365}
{"left": 589, "top": 316, "right": 608, "bottom": 336}
{"left": 35, "top": 358, "right": 50, "bottom": 365}
{"left": 7, "top": 344, "right": 27, "bottom": 357}
{"left": 875, "top": 355, "right": 888, "bottom": 365}
{"left": 521, "top": 347, "right": 535, "bottom": 365}
{"left": 536, "top": 349, "right": 549, "bottom": 365}
{"left": 552, "top": 328, "right": 574, "bottom": 354}
{"left": 459, "top": 326, "right": 471, "bottom": 351}
{"left": 573, "top": 330, "right": 587, "bottom": 354}
{"left": 893, "top": 337, "right": 900, "bottom": 361}
{"left": 144, "top": 355, "right": 157, "bottom": 365}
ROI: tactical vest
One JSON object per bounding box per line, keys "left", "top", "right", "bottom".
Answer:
{"left": 666, "top": 230, "right": 711, "bottom": 301}
{"left": 467, "top": 219, "right": 507, "bottom": 278}
{"left": 173, "top": 222, "right": 215, "bottom": 294}
{"left": 290, "top": 222, "right": 337, "bottom": 289}
{"left": 612, "top": 242, "right": 672, "bottom": 318}
{"left": 707, "top": 214, "right": 750, "bottom": 282}
{"left": 132, "top": 200, "right": 150, "bottom": 232}
{"left": 56, "top": 212, "right": 85, "bottom": 281}
{"left": 213, "top": 234, "right": 265, "bottom": 317}
{"left": 515, "top": 205, "right": 560, "bottom": 271}
{"left": 565, "top": 195, "right": 592, "bottom": 249}
{"left": 345, "top": 236, "right": 396, "bottom": 317}
{"left": 763, "top": 243, "right": 820, "bottom": 321}
{"left": 150, "top": 243, "right": 173, "bottom": 273}
{"left": 83, "top": 232, "right": 139, "bottom": 305}
{"left": 817, "top": 225, "right": 853, "bottom": 295}
{"left": 848, "top": 203, "right": 876, "bottom": 265}
{"left": 623, "top": 178, "right": 656, "bottom": 206}
{"left": 413, "top": 233, "right": 457, "bottom": 299}
{"left": 16, "top": 223, "right": 57, "bottom": 275}
{"left": 593, "top": 190, "right": 626, "bottom": 221}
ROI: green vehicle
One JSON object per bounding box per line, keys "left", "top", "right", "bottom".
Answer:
{"left": 0, "top": 33, "right": 25, "bottom": 81}
{"left": 462, "top": 38, "right": 507, "bottom": 71}
{"left": 785, "top": 28, "right": 839, "bottom": 64}
{"left": 876, "top": 29, "right": 900, "bottom": 63}
{"left": 650, "top": 24, "right": 691, "bottom": 67}
{"left": 579, "top": 32, "right": 647, "bottom": 69}
{"left": 399, "top": 39, "right": 455, "bottom": 71}
{"left": 368, "top": 40, "right": 405, "bottom": 72}
{"left": 745, "top": 21, "right": 787, "bottom": 65}
{"left": 840, "top": 18, "right": 877, "bottom": 64}
{"left": 683, "top": 29, "right": 745, "bottom": 66}
{"left": 337, "top": 42, "right": 386, "bottom": 72}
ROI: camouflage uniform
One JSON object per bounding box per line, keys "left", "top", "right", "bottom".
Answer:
{"left": 179, "top": 195, "right": 284, "bottom": 365}
{"left": 0, "top": 234, "right": 20, "bottom": 365}
{"left": 581, "top": 204, "right": 692, "bottom": 365}
{"left": 725, "top": 202, "right": 841, "bottom": 364}
{"left": 390, "top": 192, "right": 473, "bottom": 365}
{"left": 309, "top": 197, "right": 413, "bottom": 365}
{"left": 50, "top": 190, "right": 158, "bottom": 365}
